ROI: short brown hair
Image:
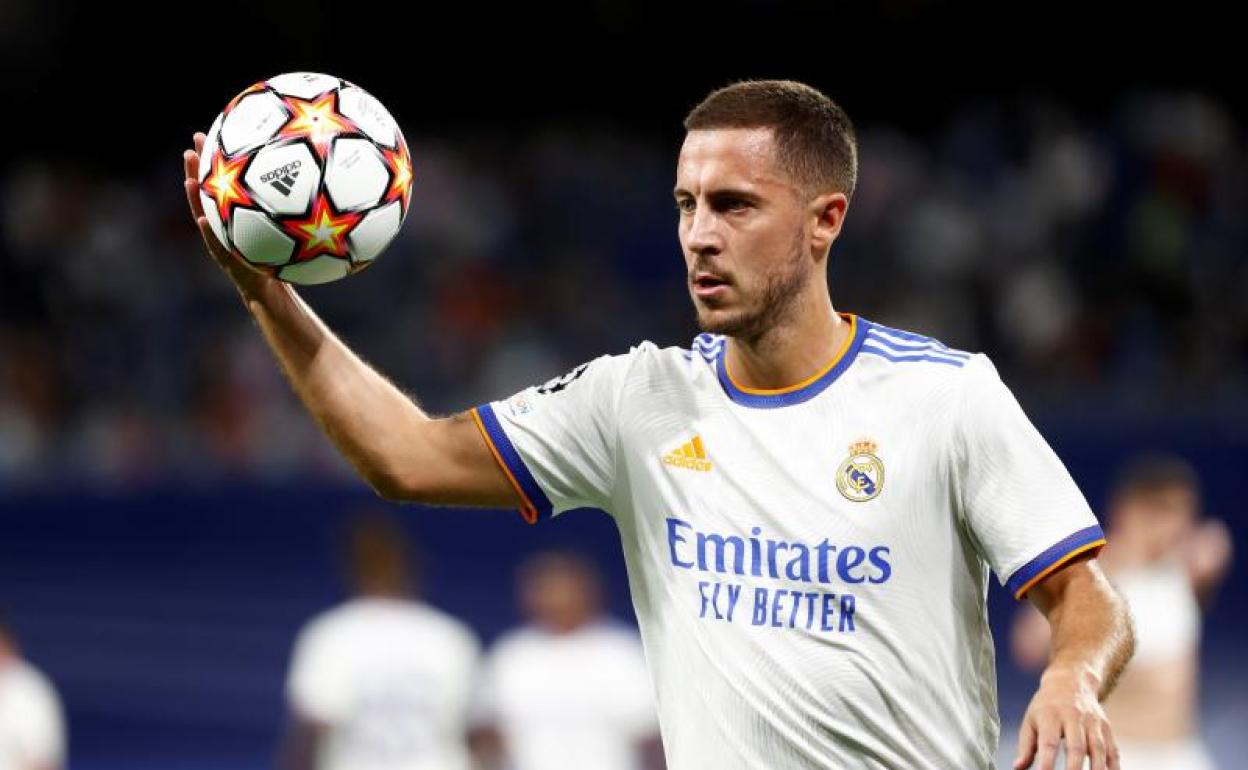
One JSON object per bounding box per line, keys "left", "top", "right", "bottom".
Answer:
{"left": 341, "top": 509, "right": 417, "bottom": 595}
{"left": 1110, "top": 453, "right": 1201, "bottom": 503}
{"left": 684, "top": 79, "right": 858, "bottom": 201}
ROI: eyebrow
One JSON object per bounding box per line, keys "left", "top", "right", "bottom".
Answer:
{"left": 672, "top": 186, "right": 762, "bottom": 201}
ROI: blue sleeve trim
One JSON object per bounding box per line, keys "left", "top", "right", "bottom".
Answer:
{"left": 1005, "top": 524, "right": 1107, "bottom": 599}
{"left": 476, "top": 403, "right": 555, "bottom": 522}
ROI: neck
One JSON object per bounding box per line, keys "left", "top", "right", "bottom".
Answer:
{"left": 724, "top": 294, "right": 849, "bottom": 391}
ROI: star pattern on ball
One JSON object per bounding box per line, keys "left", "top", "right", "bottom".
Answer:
{"left": 201, "top": 151, "right": 254, "bottom": 223}
{"left": 275, "top": 92, "right": 359, "bottom": 160}
{"left": 382, "top": 139, "right": 413, "bottom": 212}
{"left": 281, "top": 194, "right": 363, "bottom": 261}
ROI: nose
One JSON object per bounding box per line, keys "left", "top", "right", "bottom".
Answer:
{"left": 685, "top": 204, "right": 722, "bottom": 258}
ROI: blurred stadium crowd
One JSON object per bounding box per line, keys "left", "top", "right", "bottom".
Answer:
{"left": 1, "top": 88, "right": 1244, "bottom": 489}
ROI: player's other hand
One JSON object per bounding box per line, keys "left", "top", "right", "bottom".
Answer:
{"left": 182, "top": 133, "right": 277, "bottom": 301}
{"left": 1014, "top": 665, "right": 1119, "bottom": 770}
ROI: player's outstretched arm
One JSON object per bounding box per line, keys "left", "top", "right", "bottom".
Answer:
{"left": 1012, "top": 557, "right": 1133, "bottom": 770}
{"left": 182, "top": 134, "right": 520, "bottom": 509}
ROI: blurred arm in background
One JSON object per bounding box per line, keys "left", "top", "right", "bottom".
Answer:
{"left": 1184, "top": 518, "right": 1233, "bottom": 609}
{"left": 183, "top": 134, "right": 521, "bottom": 510}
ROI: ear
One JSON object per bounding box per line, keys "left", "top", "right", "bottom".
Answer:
{"left": 809, "top": 192, "right": 849, "bottom": 254}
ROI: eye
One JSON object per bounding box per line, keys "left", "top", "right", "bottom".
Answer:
{"left": 675, "top": 198, "right": 695, "bottom": 214}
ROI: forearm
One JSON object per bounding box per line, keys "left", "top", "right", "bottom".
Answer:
{"left": 1014, "top": 561, "right": 1132, "bottom": 769}
{"left": 241, "top": 280, "right": 433, "bottom": 497}
{"left": 1040, "top": 563, "right": 1134, "bottom": 700}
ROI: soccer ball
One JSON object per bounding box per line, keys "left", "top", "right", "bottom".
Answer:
{"left": 197, "top": 72, "right": 413, "bottom": 285}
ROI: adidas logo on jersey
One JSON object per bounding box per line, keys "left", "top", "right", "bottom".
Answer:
{"left": 662, "top": 435, "right": 712, "bottom": 472}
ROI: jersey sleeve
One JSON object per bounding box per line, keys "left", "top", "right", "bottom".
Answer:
{"left": 470, "top": 344, "right": 647, "bottom": 523}
{"left": 954, "top": 353, "right": 1106, "bottom": 600}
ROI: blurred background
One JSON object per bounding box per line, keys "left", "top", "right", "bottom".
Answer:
{"left": 0, "top": 0, "right": 1243, "bottom": 767}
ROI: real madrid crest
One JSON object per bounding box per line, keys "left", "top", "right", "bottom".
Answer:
{"left": 836, "top": 438, "right": 884, "bottom": 502}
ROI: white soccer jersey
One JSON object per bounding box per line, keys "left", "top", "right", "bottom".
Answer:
{"left": 479, "top": 620, "right": 658, "bottom": 770}
{"left": 0, "top": 660, "right": 65, "bottom": 770}
{"left": 471, "top": 312, "right": 1106, "bottom": 770}
{"left": 286, "top": 597, "right": 481, "bottom": 770}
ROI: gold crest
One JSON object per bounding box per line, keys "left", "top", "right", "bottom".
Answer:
{"left": 836, "top": 438, "right": 884, "bottom": 502}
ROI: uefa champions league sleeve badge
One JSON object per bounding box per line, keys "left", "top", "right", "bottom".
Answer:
{"left": 836, "top": 439, "right": 884, "bottom": 502}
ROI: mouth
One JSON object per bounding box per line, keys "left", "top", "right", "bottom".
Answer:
{"left": 692, "top": 271, "right": 731, "bottom": 299}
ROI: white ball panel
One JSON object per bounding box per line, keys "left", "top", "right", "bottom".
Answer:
{"left": 266, "top": 72, "right": 341, "bottom": 100}
{"left": 324, "top": 138, "right": 389, "bottom": 212}
{"left": 220, "top": 91, "right": 288, "bottom": 156}
{"left": 348, "top": 200, "right": 403, "bottom": 263}
{"left": 199, "top": 190, "right": 230, "bottom": 249}
{"left": 198, "top": 112, "right": 224, "bottom": 183}
{"left": 243, "top": 142, "right": 319, "bottom": 216}
{"left": 278, "top": 255, "right": 351, "bottom": 285}
{"left": 232, "top": 207, "right": 296, "bottom": 265}
{"left": 337, "top": 86, "right": 398, "bottom": 148}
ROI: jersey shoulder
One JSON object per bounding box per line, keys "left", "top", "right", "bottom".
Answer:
{"left": 852, "top": 318, "right": 1007, "bottom": 422}
{"left": 856, "top": 318, "right": 977, "bottom": 371}
{"left": 589, "top": 336, "right": 713, "bottom": 388}
{"left": 296, "top": 599, "right": 477, "bottom": 652}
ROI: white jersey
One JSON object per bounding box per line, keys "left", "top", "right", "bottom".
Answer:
{"left": 471, "top": 312, "right": 1105, "bottom": 770}
{"left": 286, "top": 597, "right": 481, "bottom": 770}
{"left": 479, "top": 620, "right": 658, "bottom": 770}
{"left": 0, "top": 660, "right": 65, "bottom": 770}
{"left": 1112, "top": 556, "right": 1200, "bottom": 667}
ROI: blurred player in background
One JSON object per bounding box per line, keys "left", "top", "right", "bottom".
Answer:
{"left": 281, "top": 511, "right": 481, "bottom": 770}
{"left": 185, "top": 79, "right": 1134, "bottom": 769}
{"left": 473, "top": 551, "right": 662, "bottom": 770}
{"left": 0, "top": 615, "right": 65, "bottom": 770}
{"left": 1013, "top": 454, "right": 1233, "bottom": 770}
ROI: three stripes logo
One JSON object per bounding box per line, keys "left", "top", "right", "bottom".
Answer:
{"left": 259, "top": 160, "right": 303, "bottom": 196}
{"left": 662, "top": 435, "right": 712, "bottom": 472}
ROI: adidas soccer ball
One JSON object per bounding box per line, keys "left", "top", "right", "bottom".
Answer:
{"left": 197, "top": 72, "right": 413, "bottom": 285}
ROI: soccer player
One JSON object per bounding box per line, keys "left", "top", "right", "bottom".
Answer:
{"left": 475, "top": 551, "right": 661, "bottom": 770}
{"left": 281, "top": 511, "right": 482, "bottom": 770}
{"left": 0, "top": 615, "right": 66, "bottom": 770}
{"left": 183, "top": 79, "right": 1134, "bottom": 770}
{"left": 1012, "top": 454, "right": 1232, "bottom": 769}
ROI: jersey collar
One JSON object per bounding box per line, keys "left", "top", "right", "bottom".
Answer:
{"left": 715, "top": 313, "right": 867, "bottom": 408}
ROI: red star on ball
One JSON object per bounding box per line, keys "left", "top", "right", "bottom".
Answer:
{"left": 275, "top": 92, "right": 359, "bottom": 160}
{"left": 382, "top": 138, "right": 413, "bottom": 212}
{"left": 281, "top": 194, "right": 364, "bottom": 261}
{"left": 201, "top": 151, "right": 254, "bottom": 223}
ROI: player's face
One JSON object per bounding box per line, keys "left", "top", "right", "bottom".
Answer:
{"left": 675, "top": 128, "right": 814, "bottom": 341}
{"left": 1117, "top": 486, "right": 1199, "bottom": 559}
{"left": 520, "top": 564, "right": 600, "bottom": 633}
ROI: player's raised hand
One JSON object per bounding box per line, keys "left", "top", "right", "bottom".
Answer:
{"left": 182, "top": 132, "right": 275, "bottom": 300}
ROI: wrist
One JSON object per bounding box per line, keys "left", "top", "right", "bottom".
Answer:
{"left": 1041, "top": 659, "right": 1103, "bottom": 695}
{"left": 234, "top": 266, "right": 285, "bottom": 309}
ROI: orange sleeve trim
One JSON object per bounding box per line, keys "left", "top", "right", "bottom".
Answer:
{"left": 1013, "top": 539, "right": 1107, "bottom": 600}
{"left": 470, "top": 407, "right": 539, "bottom": 525}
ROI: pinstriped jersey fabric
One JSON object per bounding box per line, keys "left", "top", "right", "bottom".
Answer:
{"left": 473, "top": 313, "right": 1103, "bottom": 770}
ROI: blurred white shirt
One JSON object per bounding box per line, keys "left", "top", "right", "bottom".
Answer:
{"left": 480, "top": 620, "right": 658, "bottom": 770}
{"left": 286, "top": 597, "right": 481, "bottom": 770}
{"left": 0, "top": 660, "right": 65, "bottom": 770}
